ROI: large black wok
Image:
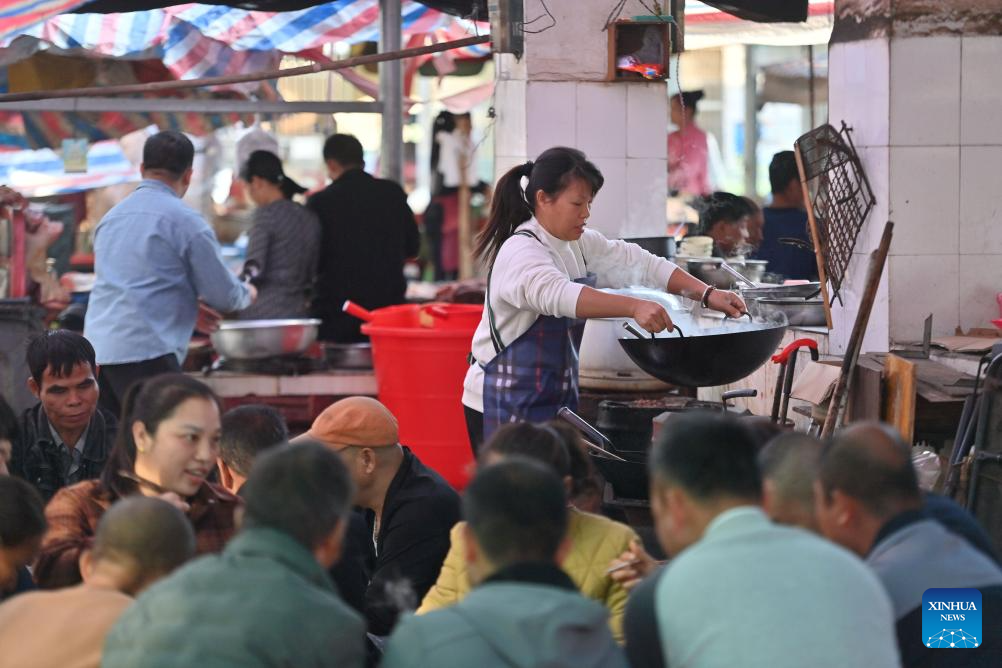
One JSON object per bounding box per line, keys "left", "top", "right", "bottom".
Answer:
{"left": 618, "top": 316, "right": 787, "bottom": 387}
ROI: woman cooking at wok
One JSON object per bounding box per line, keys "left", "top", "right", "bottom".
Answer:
{"left": 463, "top": 147, "right": 746, "bottom": 454}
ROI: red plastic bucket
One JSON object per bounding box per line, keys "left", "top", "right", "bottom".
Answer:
{"left": 360, "top": 302, "right": 482, "bottom": 489}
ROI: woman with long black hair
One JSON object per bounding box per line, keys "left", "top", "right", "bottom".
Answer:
{"left": 462, "top": 147, "right": 746, "bottom": 452}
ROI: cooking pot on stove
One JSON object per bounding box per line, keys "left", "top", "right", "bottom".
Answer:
{"left": 211, "top": 319, "right": 320, "bottom": 360}
{"left": 578, "top": 288, "right": 685, "bottom": 391}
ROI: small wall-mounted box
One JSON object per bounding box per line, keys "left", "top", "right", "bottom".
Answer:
{"left": 607, "top": 18, "right": 672, "bottom": 82}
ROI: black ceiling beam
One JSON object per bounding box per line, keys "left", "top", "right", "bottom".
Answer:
{"left": 75, "top": 0, "right": 806, "bottom": 23}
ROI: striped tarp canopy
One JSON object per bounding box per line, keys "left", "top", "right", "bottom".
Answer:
{"left": 0, "top": 138, "right": 139, "bottom": 196}
{"left": 0, "top": 1, "right": 488, "bottom": 147}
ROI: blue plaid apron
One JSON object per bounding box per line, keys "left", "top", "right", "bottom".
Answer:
{"left": 481, "top": 230, "right": 597, "bottom": 441}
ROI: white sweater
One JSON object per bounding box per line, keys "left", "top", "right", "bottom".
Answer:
{"left": 462, "top": 219, "right": 678, "bottom": 412}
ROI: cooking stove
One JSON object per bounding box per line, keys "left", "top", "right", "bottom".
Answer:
{"left": 206, "top": 355, "right": 329, "bottom": 376}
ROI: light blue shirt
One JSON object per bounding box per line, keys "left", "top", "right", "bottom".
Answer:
{"left": 655, "top": 506, "right": 901, "bottom": 668}
{"left": 85, "top": 179, "right": 251, "bottom": 365}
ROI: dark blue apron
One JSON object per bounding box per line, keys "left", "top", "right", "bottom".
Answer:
{"left": 480, "top": 230, "right": 597, "bottom": 441}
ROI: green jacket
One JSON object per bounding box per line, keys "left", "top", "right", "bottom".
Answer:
{"left": 101, "top": 527, "right": 366, "bottom": 668}
{"left": 382, "top": 562, "right": 628, "bottom": 668}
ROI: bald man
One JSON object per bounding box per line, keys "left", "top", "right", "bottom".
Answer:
{"left": 0, "top": 497, "right": 194, "bottom": 668}
{"left": 816, "top": 422, "right": 1002, "bottom": 668}
{"left": 760, "top": 425, "right": 998, "bottom": 562}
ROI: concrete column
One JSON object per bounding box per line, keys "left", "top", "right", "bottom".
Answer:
{"left": 493, "top": 1, "right": 669, "bottom": 239}
{"left": 827, "top": 0, "right": 1002, "bottom": 353}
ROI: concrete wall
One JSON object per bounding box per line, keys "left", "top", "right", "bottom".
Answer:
{"left": 493, "top": 0, "right": 669, "bottom": 239}
{"left": 828, "top": 2, "right": 1002, "bottom": 351}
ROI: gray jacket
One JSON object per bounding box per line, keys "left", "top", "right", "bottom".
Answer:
{"left": 381, "top": 562, "right": 627, "bottom": 668}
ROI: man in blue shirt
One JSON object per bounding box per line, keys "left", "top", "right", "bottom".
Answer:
{"left": 85, "top": 131, "right": 255, "bottom": 416}
{"left": 755, "top": 151, "right": 818, "bottom": 281}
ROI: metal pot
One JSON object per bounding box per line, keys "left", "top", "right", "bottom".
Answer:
{"left": 750, "top": 298, "right": 826, "bottom": 327}
{"left": 736, "top": 259, "right": 768, "bottom": 284}
{"left": 211, "top": 319, "right": 320, "bottom": 360}
{"left": 678, "top": 256, "right": 743, "bottom": 289}
{"left": 618, "top": 313, "right": 788, "bottom": 387}
{"left": 323, "top": 342, "right": 373, "bottom": 369}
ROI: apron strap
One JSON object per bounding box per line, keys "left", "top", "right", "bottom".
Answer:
{"left": 484, "top": 229, "right": 587, "bottom": 355}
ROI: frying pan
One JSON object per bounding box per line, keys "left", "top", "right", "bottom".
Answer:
{"left": 618, "top": 314, "right": 787, "bottom": 387}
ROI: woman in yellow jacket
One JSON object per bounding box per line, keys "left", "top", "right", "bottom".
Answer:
{"left": 418, "top": 421, "right": 638, "bottom": 642}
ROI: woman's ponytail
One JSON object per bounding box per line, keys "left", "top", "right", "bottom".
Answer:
{"left": 475, "top": 161, "right": 534, "bottom": 264}
{"left": 476, "top": 148, "right": 603, "bottom": 264}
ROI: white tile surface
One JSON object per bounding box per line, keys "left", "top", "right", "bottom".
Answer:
{"left": 526, "top": 81, "right": 577, "bottom": 157}
{"left": 493, "top": 79, "right": 527, "bottom": 159}
{"left": 889, "top": 254, "right": 959, "bottom": 341}
{"left": 576, "top": 83, "right": 628, "bottom": 159}
{"left": 525, "top": 0, "right": 607, "bottom": 80}
{"left": 627, "top": 84, "right": 668, "bottom": 159}
{"left": 624, "top": 158, "right": 667, "bottom": 237}
{"left": 587, "top": 158, "right": 627, "bottom": 238}
{"left": 830, "top": 39, "right": 889, "bottom": 148}
{"left": 854, "top": 145, "right": 890, "bottom": 254}
{"left": 959, "top": 146, "right": 1002, "bottom": 255}
{"left": 829, "top": 252, "right": 890, "bottom": 354}
{"left": 957, "top": 254, "right": 1002, "bottom": 330}
{"left": 889, "top": 36, "right": 961, "bottom": 147}
{"left": 492, "top": 154, "right": 527, "bottom": 184}
{"left": 888, "top": 146, "right": 959, "bottom": 255}
{"left": 961, "top": 36, "right": 1002, "bottom": 146}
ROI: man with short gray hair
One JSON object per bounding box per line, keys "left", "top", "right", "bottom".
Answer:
{"left": 86, "top": 130, "right": 256, "bottom": 416}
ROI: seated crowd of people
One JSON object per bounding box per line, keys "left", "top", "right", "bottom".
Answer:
{"left": 1, "top": 329, "right": 1000, "bottom": 667}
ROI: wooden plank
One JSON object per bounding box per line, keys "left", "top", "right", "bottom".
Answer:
{"left": 884, "top": 353, "right": 917, "bottom": 443}
{"left": 848, "top": 361, "right": 882, "bottom": 422}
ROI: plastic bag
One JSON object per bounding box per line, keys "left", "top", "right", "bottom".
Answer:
{"left": 912, "top": 446, "right": 943, "bottom": 492}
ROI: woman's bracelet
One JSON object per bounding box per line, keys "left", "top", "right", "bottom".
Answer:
{"left": 700, "top": 285, "right": 716, "bottom": 308}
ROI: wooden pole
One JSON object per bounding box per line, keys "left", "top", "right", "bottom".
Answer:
{"left": 821, "top": 221, "right": 893, "bottom": 437}
{"left": 794, "top": 143, "right": 834, "bottom": 329}
{"left": 0, "top": 35, "right": 491, "bottom": 103}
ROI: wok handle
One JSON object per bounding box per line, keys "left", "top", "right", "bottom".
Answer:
{"left": 342, "top": 300, "right": 375, "bottom": 323}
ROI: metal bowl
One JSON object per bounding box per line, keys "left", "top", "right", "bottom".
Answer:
{"left": 211, "top": 319, "right": 320, "bottom": 360}
{"left": 323, "top": 342, "right": 373, "bottom": 369}
{"left": 678, "top": 256, "right": 743, "bottom": 289}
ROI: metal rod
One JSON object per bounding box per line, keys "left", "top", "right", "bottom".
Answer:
{"left": 622, "top": 322, "right": 649, "bottom": 339}
{"left": 719, "top": 260, "right": 757, "bottom": 289}
{"left": 0, "top": 98, "right": 383, "bottom": 114}
{"left": 743, "top": 44, "right": 758, "bottom": 197}
{"left": 379, "top": 0, "right": 404, "bottom": 183}
{"left": 807, "top": 44, "right": 816, "bottom": 129}
{"left": 0, "top": 35, "right": 491, "bottom": 103}
{"left": 556, "top": 407, "right": 625, "bottom": 460}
